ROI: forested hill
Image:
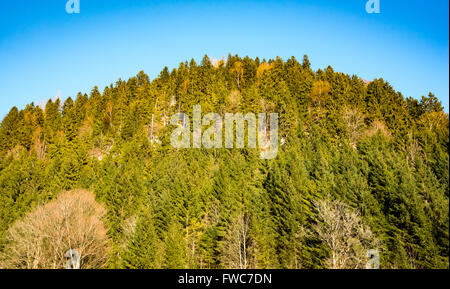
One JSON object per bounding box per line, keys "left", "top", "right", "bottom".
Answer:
{"left": 0, "top": 55, "right": 448, "bottom": 269}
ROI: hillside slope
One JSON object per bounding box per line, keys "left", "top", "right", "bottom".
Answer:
{"left": 0, "top": 55, "right": 448, "bottom": 269}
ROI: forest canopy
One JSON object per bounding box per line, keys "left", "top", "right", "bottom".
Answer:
{"left": 0, "top": 54, "right": 448, "bottom": 269}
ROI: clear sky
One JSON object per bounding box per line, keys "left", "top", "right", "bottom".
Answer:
{"left": 0, "top": 0, "right": 448, "bottom": 118}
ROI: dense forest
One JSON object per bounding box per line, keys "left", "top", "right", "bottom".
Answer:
{"left": 0, "top": 55, "right": 448, "bottom": 269}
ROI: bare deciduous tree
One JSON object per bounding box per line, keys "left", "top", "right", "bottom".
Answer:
{"left": 0, "top": 190, "right": 110, "bottom": 269}
{"left": 310, "top": 80, "right": 330, "bottom": 108}
{"left": 221, "top": 212, "right": 250, "bottom": 269}
{"left": 230, "top": 61, "right": 244, "bottom": 90}
{"left": 342, "top": 106, "right": 365, "bottom": 148}
{"left": 312, "top": 199, "right": 377, "bottom": 269}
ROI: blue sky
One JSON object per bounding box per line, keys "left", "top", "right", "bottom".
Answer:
{"left": 0, "top": 0, "right": 448, "bottom": 117}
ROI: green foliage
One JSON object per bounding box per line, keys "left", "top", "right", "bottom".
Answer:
{"left": 0, "top": 55, "right": 448, "bottom": 268}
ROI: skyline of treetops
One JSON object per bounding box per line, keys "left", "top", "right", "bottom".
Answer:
{"left": 0, "top": 54, "right": 448, "bottom": 269}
